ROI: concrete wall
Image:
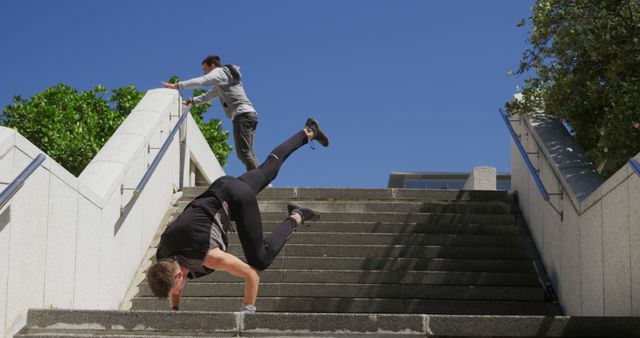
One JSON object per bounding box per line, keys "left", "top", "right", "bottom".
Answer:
{"left": 0, "top": 89, "right": 224, "bottom": 337}
{"left": 510, "top": 113, "right": 640, "bottom": 316}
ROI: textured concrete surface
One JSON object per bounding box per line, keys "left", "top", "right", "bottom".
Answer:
{"left": 0, "top": 89, "right": 223, "bottom": 338}
{"left": 579, "top": 203, "right": 604, "bottom": 316}
{"left": 510, "top": 112, "right": 640, "bottom": 316}
{"left": 602, "top": 182, "right": 632, "bottom": 315}
{"left": 463, "top": 166, "right": 496, "bottom": 190}
{"left": 631, "top": 174, "right": 640, "bottom": 316}
{"left": 17, "top": 310, "right": 640, "bottom": 337}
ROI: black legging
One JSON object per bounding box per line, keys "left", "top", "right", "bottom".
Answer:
{"left": 226, "top": 130, "right": 308, "bottom": 270}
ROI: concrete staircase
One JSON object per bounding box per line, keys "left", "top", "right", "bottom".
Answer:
{"left": 137, "top": 188, "right": 555, "bottom": 315}
{"left": 17, "top": 188, "right": 637, "bottom": 337}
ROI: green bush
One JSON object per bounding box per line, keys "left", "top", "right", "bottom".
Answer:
{"left": 1, "top": 82, "right": 231, "bottom": 176}
{"left": 507, "top": 0, "right": 640, "bottom": 177}
{"left": 2, "top": 84, "right": 126, "bottom": 175}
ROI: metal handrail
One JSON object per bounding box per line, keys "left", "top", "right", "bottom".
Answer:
{"left": 499, "top": 109, "right": 551, "bottom": 201}
{"left": 0, "top": 153, "right": 46, "bottom": 210}
{"left": 630, "top": 158, "right": 640, "bottom": 177}
{"left": 135, "top": 104, "right": 191, "bottom": 196}
{"left": 119, "top": 105, "right": 191, "bottom": 220}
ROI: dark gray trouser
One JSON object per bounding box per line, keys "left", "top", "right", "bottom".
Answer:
{"left": 233, "top": 112, "right": 259, "bottom": 171}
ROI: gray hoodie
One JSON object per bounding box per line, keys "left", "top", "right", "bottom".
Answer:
{"left": 177, "top": 65, "right": 256, "bottom": 120}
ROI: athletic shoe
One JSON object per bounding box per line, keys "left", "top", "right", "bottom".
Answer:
{"left": 287, "top": 203, "right": 320, "bottom": 224}
{"left": 305, "top": 117, "right": 329, "bottom": 147}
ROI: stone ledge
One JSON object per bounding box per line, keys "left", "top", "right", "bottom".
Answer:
{"left": 22, "top": 310, "right": 640, "bottom": 337}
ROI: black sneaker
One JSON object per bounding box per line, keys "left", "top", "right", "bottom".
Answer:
{"left": 287, "top": 203, "right": 320, "bottom": 224}
{"left": 305, "top": 117, "right": 329, "bottom": 147}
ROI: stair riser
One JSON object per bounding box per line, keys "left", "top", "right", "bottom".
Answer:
{"left": 136, "top": 283, "right": 544, "bottom": 301}
{"left": 221, "top": 244, "right": 531, "bottom": 259}
{"left": 220, "top": 233, "right": 524, "bottom": 247}
{"left": 260, "top": 212, "right": 517, "bottom": 225}
{"left": 160, "top": 220, "right": 522, "bottom": 236}
{"left": 275, "top": 222, "right": 521, "bottom": 235}
{"left": 182, "top": 187, "right": 511, "bottom": 202}
{"left": 168, "top": 209, "right": 517, "bottom": 225}
{"left": 131, "top": 297, "right": 553, "bottom": 315}
{"left": 183, "top": 270, "right": 540, "bottom": 286}
{"left": 146, "top": 256, "right": 533, "bottom": 272}
{"left": 262, "top": 257, "right": 535, "bottom": 272}
{"left": 176, "top": 200, "right": 515, "bottom": 215}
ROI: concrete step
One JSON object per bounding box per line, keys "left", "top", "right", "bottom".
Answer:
{"left": 168, "top": 208, "right": 518, "bottom": 225}
{"left": 19, "top": 310, "right": 639, "bottom": 337}
{"left": 262, "top": 256, "right": 535, "bottom": 272}
{"left": 218, "top": 243, "right": 531, "bottom": 259}
{"left": 251, "top": 211, "right": 517, "bottom": 225}
{"left": 150, "top": 231, "right": 527, "bottom": 249}
{"left": 159, "top": 218, "right": 523, "bottom": 236}
{"left": 136, "top": 282, "right": 544, "bottom": 301}
{"left": 131, "top": 296, "right": 556, "bottom": 315}
{"left": 263, "top": 221, "right": 522, "bottom": 235}
{"left": 146, "top": 239, "right": 531, "bottom": 259}
{"left": 221, "top": 232, "right": 525, "bottom": 247}
{"left": 182, "top": 187, "right": 513, "bottom": 203}
{"left": 175, "top": 199, "right": 515, "bottom": 215}
{"left": 142, "top": 255, "right": 533, "bottom": 273}
{"left": 179, "top": 269, "right": 540, "bottom": 286}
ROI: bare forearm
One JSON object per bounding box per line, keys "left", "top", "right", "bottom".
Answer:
{"left": 169, "top": 291, "right": 181, "bottom": 310}
{"left": 203, "top": 248, "right": 261, "bottom": 306}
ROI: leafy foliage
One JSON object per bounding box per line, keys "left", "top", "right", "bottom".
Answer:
{"left": 110, "top": 85, "right": 144, "bottom": 117}
{"left": 1, "top": 79, "right": 232, "bottom": 176}
{"left": 1, "top": 84, "right": 134, "bottom": 175}
{"left": 507, "top": 0, "right": 640, "bottom": 177}
{"left": 168, "top": 76, "right": 232, "bottom": 167}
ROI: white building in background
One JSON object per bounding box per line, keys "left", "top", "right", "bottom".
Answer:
{"left": 388, "top": 170, "right": 511, "bottom": 191}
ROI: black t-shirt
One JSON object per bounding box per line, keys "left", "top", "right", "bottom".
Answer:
{"left": 156, "top": 177, "right": 234, "bottom": 279}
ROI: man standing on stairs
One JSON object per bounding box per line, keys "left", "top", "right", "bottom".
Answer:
{"left": 146, "top": 117, "right": 330, "bottom": 314}
{"left": 161, "top": 55, "right": 260, "bottom": 171}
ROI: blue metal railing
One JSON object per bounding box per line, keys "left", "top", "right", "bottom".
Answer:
{"left": 630, "top": 158, "right": 640, "bottom": 177}
{"left": 499, "top": 109, "right": 551, "bottom": 200}
{"left": 0, "top": 153, "right": 46, "bottom": 210}
{"left": 119, "top": 105, "right": 191, "bottom": 220}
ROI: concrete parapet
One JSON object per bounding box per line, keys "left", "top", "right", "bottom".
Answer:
{"left": 0, "top": 89, "right": 223, "bottom": 337}
{"left": 509, "top": 112, "right": 640, "bottom": 316}
{"left": 463, "top": 166, "right": 497, "bottom": 190}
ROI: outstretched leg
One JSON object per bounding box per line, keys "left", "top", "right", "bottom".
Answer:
{"left": 238, "top": 118, "right": 330, "bottom": 194}
{"left": 233, "top": 119, "right": 329, "bottom": 270}
{"left": 229, "top": 184, "right": 297, "bottom": 271}
{"left": 233, "top": 190, "right": 319, "bottom": 271}
{"left": 238, "top": 130, "right": 308, "bottom": 194}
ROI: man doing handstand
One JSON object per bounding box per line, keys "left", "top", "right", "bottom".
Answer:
{"left": 146, "top": 117, "right": 329, "bottom": 313}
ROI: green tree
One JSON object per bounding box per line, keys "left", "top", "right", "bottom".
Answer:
{"left": 1, "top": 84, "right": 138, "bottom": 175}
{"left": 168, "top": 76, "right": 232, "bottom": 167}
{"left": 1, "top": 80, "right": 232, "bottom": 176}
{"left": 110, "top": 85, "right": 144, "bottom": 117}
{"left": 507, "top": 0, "right": 640, "bottom": 177}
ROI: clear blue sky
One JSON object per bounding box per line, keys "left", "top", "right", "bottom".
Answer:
{"left": 0, "top": 1, "right": 534, "bottom": 188}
